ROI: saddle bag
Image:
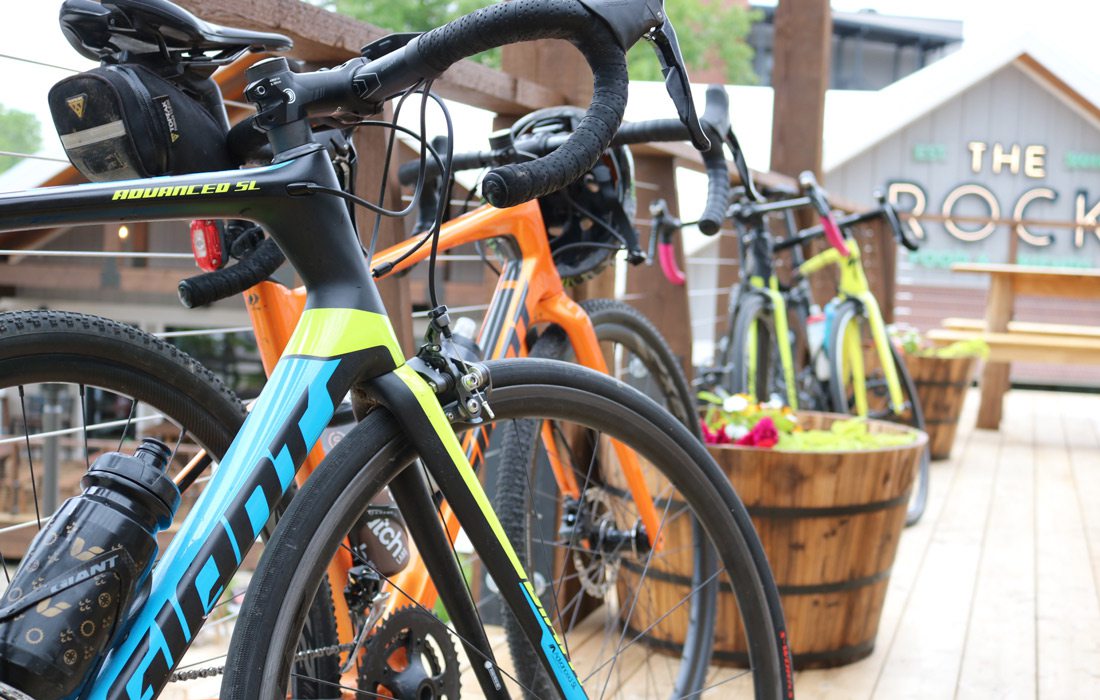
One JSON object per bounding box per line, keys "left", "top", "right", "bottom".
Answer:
{"left": 48, "top": 64, "right": 232, "bottom": 182}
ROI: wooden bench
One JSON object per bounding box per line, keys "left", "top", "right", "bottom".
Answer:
{"left": 928, "top": 328, "right": 1100, "bottom": 364}
{"left": 940, "top": 317, "right": 1100, "bottom": 340}
{"left": 938, "top": 264, "right": 1100, "bottom": 429}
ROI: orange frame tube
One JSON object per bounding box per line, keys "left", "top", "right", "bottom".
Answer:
{"left": 241, "top": 200, "right": 665, "bottom": 649}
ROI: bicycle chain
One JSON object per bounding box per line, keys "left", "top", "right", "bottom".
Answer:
{"left": 167, "top": 642, "right": 356, "bottom": 683}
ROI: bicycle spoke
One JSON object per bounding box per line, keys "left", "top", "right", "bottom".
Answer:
{"left": 17, "top": 386, "right": 42, "bottom": 530}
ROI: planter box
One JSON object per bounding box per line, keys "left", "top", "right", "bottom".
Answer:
{"left": 905, "top": 354, "right": 978, "bottom": 460}
{"left": 621, "top": 413, "right": 925, "bottom": 669}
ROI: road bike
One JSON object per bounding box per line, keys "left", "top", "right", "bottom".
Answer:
{"left": 791, "top": 188, "right": 930, "bottom": 525}
{"left": 0, "top": 0, "right": 793, "bottom": 698}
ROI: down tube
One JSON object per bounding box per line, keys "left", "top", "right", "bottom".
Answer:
{"left": 88, "top": 313, "right": 398, "bottom": 699}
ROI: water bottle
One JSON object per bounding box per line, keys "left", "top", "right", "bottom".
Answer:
{"left": 0, "top": 438, "right": 179, "bottom": 700}
{"left": 806, "top": 305, "right": 830, "bottom": 382}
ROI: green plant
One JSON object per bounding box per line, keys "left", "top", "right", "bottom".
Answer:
{"left": 891, "top": 325, "right": 990, "bottom": 360}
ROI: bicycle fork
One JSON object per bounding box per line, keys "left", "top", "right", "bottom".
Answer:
{"left": 362, "top": 363, "right": 588, "bottom": 700}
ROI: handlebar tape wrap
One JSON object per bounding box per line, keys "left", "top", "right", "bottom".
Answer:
{"left": 611, "top": 118, "right": 728, "bottom": 235}
{"left": 410, "top": 0, "right": 628, "bottom": 208}
{"left": 177, "top": 238, "right": 286, "bottom": 308}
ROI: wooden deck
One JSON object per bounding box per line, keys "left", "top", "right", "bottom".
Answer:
{"left": 795, "top": 387, "right": 1100, "bottom": 699}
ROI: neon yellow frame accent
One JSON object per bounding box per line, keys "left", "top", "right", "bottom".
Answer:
{"left": 283, "top": 308, "right": 404, "bottom": 364}
{"left": 800, "top": 241, "right": 906, "bottom": 413}
{"left": 391, "top": 363, "right": 577, "bottom": 675}
{"left": 744, "top": 276, "right": 800, "bottom": 408}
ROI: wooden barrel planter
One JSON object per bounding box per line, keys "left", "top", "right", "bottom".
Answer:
{"left": 905, "top": 354, "right": 978, "bottom": 460}
{"left": 617, "top": 413, "right": 925, "bottom": 669}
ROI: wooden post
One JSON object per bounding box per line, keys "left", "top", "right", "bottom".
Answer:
{"left": 770, "top": 0, "right": 832, "bottom": 179}
{"left": 768, "top": 0, "right": 840, "bottom": 317}
{"left": 628, "top": 154, "right": 695, "bottom": 378}
{"left": 353, "top": 118, "right": 414, "bottom": 354}
{"left": 976, "top": 275, "right": 1015, "bottom": 429}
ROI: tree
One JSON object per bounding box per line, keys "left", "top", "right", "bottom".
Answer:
{"left": 329, "top": 0, "right": 758, "bottom": 82}
{"left": 0, "top": 105, "right": 41, "bottom": 175}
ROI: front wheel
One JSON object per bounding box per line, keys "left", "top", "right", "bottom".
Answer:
{"left": 223, "top": 359, "right": 793, "bottom": 699}
{"left": 826, "top": 300, "right": 930, "bottom": 526}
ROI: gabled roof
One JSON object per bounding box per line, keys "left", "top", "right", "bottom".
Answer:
{"left": 822, "top": 33, "right": 1100, "bottom": 172}
{"left": 630, "top": 34, "right": 1100, "bottom": 178}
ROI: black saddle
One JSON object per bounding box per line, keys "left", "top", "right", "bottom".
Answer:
{"left": 60, "top": 0, "right": 292, "bottom": 64}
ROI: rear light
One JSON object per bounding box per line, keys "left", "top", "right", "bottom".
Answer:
{"left": 190, "top": 220, "right": 225, "bottom": 272}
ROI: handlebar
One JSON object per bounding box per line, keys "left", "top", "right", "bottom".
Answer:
{"left": 781, "top": 192, "right": 920, "bottom": 255}
{"left": 398, "top": 84, "right": 733, "bottom": 235}
{"left": 186, "top": 0, "right": 714, "bottom": 307}
{"left": 178, "top": 237, "right": 286, "bottom": 309}
{"left": 239, "top": 0, "right": 677, "bottom": 209}
{"left": 798, "top": 171, "right": 850, "bottom": 258}
{"left": 649, "top": 199, "right": 685, "bottom": 285}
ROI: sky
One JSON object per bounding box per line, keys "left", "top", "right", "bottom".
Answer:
{"left": 2, "top": 1, "right": 1100, "bottom": 168}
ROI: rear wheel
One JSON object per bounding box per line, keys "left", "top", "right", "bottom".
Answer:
{"left": 223, "top": 359, "right": 792, "bottom": 699}
{"left": 826, "top": 300, "right": 930, "bottom": 526}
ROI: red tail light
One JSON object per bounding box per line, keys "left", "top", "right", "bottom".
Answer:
{"left": 189, "top": 220, "right": 225, "bottom": 272}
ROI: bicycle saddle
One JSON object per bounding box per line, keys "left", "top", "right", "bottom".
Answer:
{"left": 60, "top": 0, "right": 292, "bottom": 64}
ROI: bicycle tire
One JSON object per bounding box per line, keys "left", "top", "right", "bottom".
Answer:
{"left": 575, "top": 298, "right": 698, "bottom": 433}
{"left": 727, "top": 292, "right": 783, "bottom": 404}
{"left": 223, "top": 358, "right": 792, "bottom": 699}
{"left": 495, "top": 299, "right": 704, "bottom": 696}
{"left": 825, "top": 300, "right": 930, "bottom": 526}
{"left": 0, "top": 309, "right": 340, "bottom": 696}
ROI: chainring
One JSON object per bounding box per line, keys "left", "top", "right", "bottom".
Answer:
{"left": 359, "top": 607, "right": 460, "bottom": 699}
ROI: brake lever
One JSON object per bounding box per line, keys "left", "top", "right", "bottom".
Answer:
{"left": 647, "top": 19, "right": 710, "bottom": 151}
{"left": 725, "top": 127, "right": 763, "bottom": 203}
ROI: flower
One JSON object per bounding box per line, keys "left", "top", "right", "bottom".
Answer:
{"left": 724, "top": 424, "right": 750, "bottom": 441}
{"left": 722, "top": 394, "right": 750, "bottom": 413}
{"left": 735, "top": 416, "right": 779, "bottom": 448}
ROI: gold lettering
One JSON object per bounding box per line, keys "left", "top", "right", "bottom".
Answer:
{"left": 942, "top": 184, "right": 999, "bottom": 242}
{"left": 1024, "top": 145, "right": 1046, "bottom": 178}
{"left": 1074, "top": 192, "right": 1100, "bottom": 248}
{"left": 887, "top": 181, "right": 927, "bottom": 240}
{"left": 991, "top": 143, "right": 1020, "bottom": 175}
{"left": 1012, "top": 187, "right": 1055, "bottom": 247}
{"left": 967, "top": 141, "right": 987, "bottom": 173}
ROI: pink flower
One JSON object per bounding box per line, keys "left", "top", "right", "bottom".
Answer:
{"left": 701, "top": 419, "right": 730, "bottom": 445}
{"left": 736, "top": 416, "right": 779, "bottom": 448}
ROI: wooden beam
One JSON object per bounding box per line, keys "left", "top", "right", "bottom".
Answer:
{"left": 628, "top": 155, "right": 695, "bottom": 379}
{"left": 0, "top": 263, "right": 186, "bottom": 295}
{"left": 770, "top": 0, "right": 832, "bottom": 179}
{"left": 353, "top": 112, "right": 414, "bottom": 355}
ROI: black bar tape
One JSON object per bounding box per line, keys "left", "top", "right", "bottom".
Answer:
{"left": 610, "top": 119, "right": 688, "bottom": 145}
{"left": 177, "top": 238, "right": 286, "bottom": 309}
{"left": 409, "top": 0, "right": 628, "bottom": 208}
{"left": 611, "top": 118, "right": 728, "bottom": 235}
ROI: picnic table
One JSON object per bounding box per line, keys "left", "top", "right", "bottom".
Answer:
{"left": 927, "top": 263, "right": 1100, "bottom": 429}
